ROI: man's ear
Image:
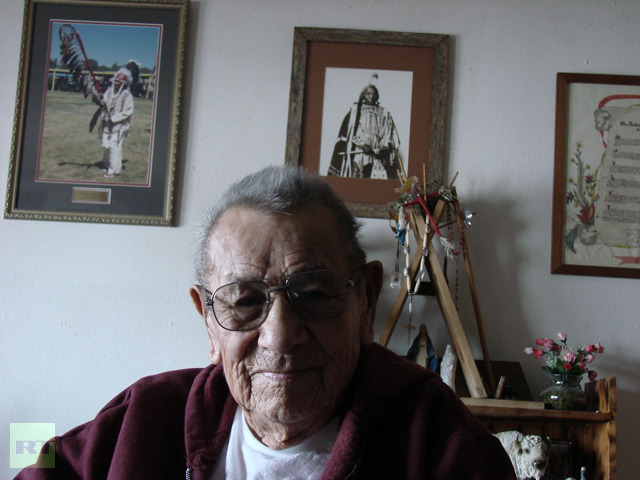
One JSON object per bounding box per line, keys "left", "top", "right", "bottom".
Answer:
{"left": 189, "top": 285, "right": 222, "bottom": 365}
{"left": 359, "top": 260, "right": 383, "bottom": 344}
{"left": 189, "top": 284, "right": 207, "bottom": 317}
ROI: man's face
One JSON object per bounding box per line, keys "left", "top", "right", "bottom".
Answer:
{"left": 361, "top": 86, "right": 377, "bottom": 105}
{"left": 191, "top": 204, "right": 381, "bottom": 443}
{"left": 114, "top": 74, "right": 126, "bottom": 90}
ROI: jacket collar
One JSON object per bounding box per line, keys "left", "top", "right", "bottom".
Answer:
{"left": 184, "top": 363, "right": 237, "bottom": 478}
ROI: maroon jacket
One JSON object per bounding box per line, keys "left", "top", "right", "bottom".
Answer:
{"left": 15, "top": 344, "right": 516, "bottom": 479}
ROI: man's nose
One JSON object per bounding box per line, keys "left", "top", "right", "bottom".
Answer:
{"left": 257, "top": 293, "right": 309, "bottom": 354}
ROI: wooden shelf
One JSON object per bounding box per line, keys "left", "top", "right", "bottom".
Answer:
{"left": 468, "top": 377, "right": 616, "bottom": 480}
{"left": 465, "top": 401, "right": 614, "bottom": 423}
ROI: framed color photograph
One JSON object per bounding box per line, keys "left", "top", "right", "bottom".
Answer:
{"left": 551, "top": 72, "right": 640, "bottom": 278}
{"left": 4, "top": 0, "right": 189, "bottom": 225}
{"left": 285, "top": 27, "right": 450, "bottom": 218}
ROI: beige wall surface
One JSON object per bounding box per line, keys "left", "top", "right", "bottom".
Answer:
{"left": 1, "top": 0, "right": 638, "bottom": 478}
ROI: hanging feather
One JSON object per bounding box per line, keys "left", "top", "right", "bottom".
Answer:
{"left": 58, "top": 25, "right": 142, "bottom": 132}
{"left": 59, "top": 24, "right": 106, "bottom": 132}
{"left": 58, "top": 24, "right": 103, "bottom": 103}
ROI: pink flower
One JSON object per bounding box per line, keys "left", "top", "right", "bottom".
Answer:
{"left": 524, "top": 347, "right": 534, "bottom": 355}
{"left": 563, "top": 363, "right": 573, "bottom": 371}
{"left": 577, "top": 362, "right": 587, "bottom": 372}
{"left": 584, "top": 354, "right": 595, "bottom": 363}
{"left": 535, "top": 338, "right": 545, "bottom": 346}
{"left": 588, "top": 370, "right": 598, "bottom": 382}
{"left": 533, "top": 348, "right": 544, "bottom": 359}
{"left": 557, "top": 332, "right": 567, "bottom": 342}
{"left": 562, "top": 350, "right": 577, "bottom": 364}
{"left": 595, "top": 343, "right": 605, "bottom": 354}
{"left": 543, "top": 338, "right": 555, "bottom": 350}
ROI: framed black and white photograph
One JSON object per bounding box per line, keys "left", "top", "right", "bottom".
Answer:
{"left": 319, "top": 68, "right": 413, "bottom": 182}
{"left": 4, "top": 0, "right": 189, "bottom": 225}
{"left": 285, "top": 27, "right": 450, "bottom": 218}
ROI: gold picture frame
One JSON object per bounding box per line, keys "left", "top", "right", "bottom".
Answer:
{"left": 4, "top": 0, "right": 189, "bottom": 225}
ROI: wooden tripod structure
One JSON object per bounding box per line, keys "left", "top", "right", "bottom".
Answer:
{"left": 378, "top": 184, "right": 495, "bottom": 398}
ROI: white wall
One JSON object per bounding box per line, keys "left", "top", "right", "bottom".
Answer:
{"left": 2, "top": 0, "right": 638, "bottom": 478}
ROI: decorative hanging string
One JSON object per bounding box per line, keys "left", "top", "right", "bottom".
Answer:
{"left": 444, "top": 203, "right": 465, "bottom": 308}
{"left": 392, "top": 161, "right": 467, "bottom": 342}
{"left": 402, "top": 220, "right": 415, "bottom": 343}
{"left": 401, "top": 209, "right": 430, "bottom": 344}
{"left": 389, "top": 237, "right": 401, "bottom": 288}
{"left": 402, "top": 190, "right": 456, "bottom": 259}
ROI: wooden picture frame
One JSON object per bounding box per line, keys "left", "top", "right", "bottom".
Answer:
{"left": 285, "top": 27, "right": 450, "bottom": 218}
{"left": 4, "top": 0, "right": 189, "bottom": 225}
{"left": 551, "top": 72, "right": 640, "bottom": 278}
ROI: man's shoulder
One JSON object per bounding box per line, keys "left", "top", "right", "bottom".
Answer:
{"left": 354, "top": 343, "right": 449, "bottom": 402}
{"left": 354, "top": 344, "right": 500, "bottom": 443}
{"left": 132, "top": 366, "right": 207, "bottom": 388}
{"left": 56, "top": 365, "right": 220, "bottom": 441}
{"left": 98, "top": 365, "right": 217, "bottom": 413}
{"left": 131, "top": 364, "right": 216, "bottom": 389}
{"left": 361, "top": 343, "right": 441, "bottom": 381}
{"left": 43, "top": 365, "right": 223, "bottom": 478}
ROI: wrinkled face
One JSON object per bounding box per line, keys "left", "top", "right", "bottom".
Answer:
{"left": 192, "top": 205, "right": 379, "bottom": 434}
{"left": 360, "top": 86, "right": 378, "bottom": 105}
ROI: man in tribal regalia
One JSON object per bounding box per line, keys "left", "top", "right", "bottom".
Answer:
{"left": 327, "top": 73, "right": 401, "bottom": 180}
{"left": 99, "top": 67, "right": 135, "bottom": 178}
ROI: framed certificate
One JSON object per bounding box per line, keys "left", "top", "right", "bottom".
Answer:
{"left": 552, "top": 72, "right": 640, "bottom": 278}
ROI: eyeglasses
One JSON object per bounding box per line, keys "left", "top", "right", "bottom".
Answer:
{"left": 203, "top": 270, "right": 357, "bottom": 331}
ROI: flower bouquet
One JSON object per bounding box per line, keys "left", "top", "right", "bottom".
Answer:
{"left": 525, "top": 332, "right": 604, "bottom": 410}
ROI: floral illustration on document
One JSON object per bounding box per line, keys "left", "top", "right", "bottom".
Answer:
{"left": 565, "top": 141, "right": 603, "bottom": 253}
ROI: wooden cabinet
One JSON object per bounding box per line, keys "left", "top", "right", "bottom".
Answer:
{"left": 464, "top": 377, "right": 616, "bottom": 480}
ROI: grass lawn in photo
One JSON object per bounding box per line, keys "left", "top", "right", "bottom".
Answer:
{"left": 39, "top": 90, "right": 154, "bottom": 185}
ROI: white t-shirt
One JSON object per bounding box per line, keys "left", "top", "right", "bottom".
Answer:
{"left": 210, "top": 407, "right": 340, "bottom": 480}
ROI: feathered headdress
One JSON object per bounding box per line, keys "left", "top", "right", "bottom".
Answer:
{"left": 58, "top": 24, "right": 102, "bottom": 99}
{"left": 114, "top": 60, "right": 140, "bottom": 88}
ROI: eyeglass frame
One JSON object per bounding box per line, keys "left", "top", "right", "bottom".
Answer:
{"left": 200, "top": 269, "right": 362, "bottom": 332}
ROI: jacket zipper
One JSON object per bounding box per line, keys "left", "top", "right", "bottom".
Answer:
{"left": 185, "top": 467, "right": 192, "bottom": 480}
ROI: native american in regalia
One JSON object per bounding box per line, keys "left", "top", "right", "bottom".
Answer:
{"left": 327, "top": 73, "right": 401, "bottom": 180}
{"left": 59, "top": 24, "right": 139, "bottom": 178}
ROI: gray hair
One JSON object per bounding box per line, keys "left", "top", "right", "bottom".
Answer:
{"left": 194, "top": 165, "right": 367, "bottom": 284}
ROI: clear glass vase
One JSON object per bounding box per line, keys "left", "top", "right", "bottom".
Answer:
{"left": 539, "top": 373, "right": 588, "bottom": 410}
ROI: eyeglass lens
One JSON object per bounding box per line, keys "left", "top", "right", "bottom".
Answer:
{"left": 212, "top": 270, "right": 351, "bottom": 331}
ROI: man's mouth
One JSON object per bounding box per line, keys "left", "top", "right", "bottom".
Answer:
{"left": 258, "top": 367, "right": 317, "bottom": 381}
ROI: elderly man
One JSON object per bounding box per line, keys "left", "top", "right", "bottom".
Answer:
{"left": 16, "top": 166, "right": 515, "bottom": 479}
{"left": 99, "top": 66, "right": 135, "bottom": 178}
